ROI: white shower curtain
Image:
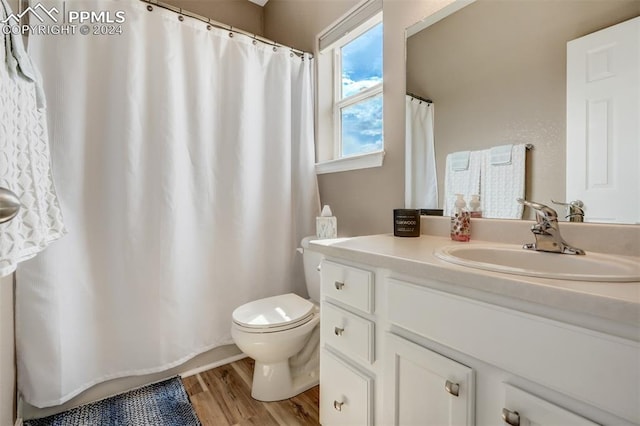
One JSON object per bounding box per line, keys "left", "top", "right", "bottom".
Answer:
{"left": 405, "top": 96, "right": 438, "bottom": 209}
{"left": 17, "top": 0, "right": 319, "bottom": 407}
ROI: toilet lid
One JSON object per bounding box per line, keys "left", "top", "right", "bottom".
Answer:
{"left": 232, "top": 293, "right": 315, "bottom": 330}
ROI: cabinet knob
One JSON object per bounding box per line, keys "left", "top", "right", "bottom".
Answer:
{"left": 334, "top": 326, "right": 344, "bottom": 336}
{"left": 333, "top": 400, "right": 344, "bottom": 411}
{"left": 334, "top": 281, "right": 345, "bottom": 290}
{"left": 444, "top": 380, "right": 459, "bottom": 397}
{"left": 502, "top": 408, "right": 520, "bottom": 426}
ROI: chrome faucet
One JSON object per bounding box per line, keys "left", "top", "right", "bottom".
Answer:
{"left": 517, "top": 198, "right": 585, "bottom": 255}
{"left": 552, "top": 199, "right": 585, "bottom": 222}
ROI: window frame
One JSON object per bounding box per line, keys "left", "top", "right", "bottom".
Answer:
{"left": 315, "top": 3, "right": 384, "bottom": 175}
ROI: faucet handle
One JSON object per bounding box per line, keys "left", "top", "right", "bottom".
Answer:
{"left": 551, "top": 199, "right": 583, "bottom": 208}
{"left": 517, "top": 198, "right": 558, "bottom": 222}
{"left": 551, "top": 199, "right": 585, "bottom": 222}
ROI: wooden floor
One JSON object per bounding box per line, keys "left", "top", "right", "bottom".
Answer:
{"left": 183, "top": 357, "right": 320, "bottom": 426}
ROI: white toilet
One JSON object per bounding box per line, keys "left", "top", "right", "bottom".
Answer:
{"left": 231, "top": 236, "right": 323, "bottom": 402}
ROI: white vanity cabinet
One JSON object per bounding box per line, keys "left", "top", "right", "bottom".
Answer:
{"left": 316, "top": 250, "right": 639, "bottom": 426}
{"left": 319, "top": 260, "right": 376, "bottom": 425}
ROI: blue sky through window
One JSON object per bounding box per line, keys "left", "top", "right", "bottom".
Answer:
{"left": 341, "top": 95, "right": 383, "bottom": 157}
{"left": 340, "top": 22, "right": 383, "bottom": 157}
{"left": 341, "top": 23, "right": 383, "bottom": 99}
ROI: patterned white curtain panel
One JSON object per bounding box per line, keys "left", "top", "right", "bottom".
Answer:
{"left": 0, "top": 0, "right": 66, "bottom": 277}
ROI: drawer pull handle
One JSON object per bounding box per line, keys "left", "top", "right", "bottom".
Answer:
{"left": 444, "top": 380, "right": 459, "bottom": 397}
{"left": 502, "top": 408, "right": 520, "bottom": 426}
{"left": 334, "top": 281, "right": 345, "bottom": 290}
{"left": 334, "top": 327, "right": 344, "bottom": 336}
{"left": 333, "top": 400, "right": 344, "bottom": 411}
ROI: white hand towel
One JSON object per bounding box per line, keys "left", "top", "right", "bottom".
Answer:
{"left": 443, "top": 150, "right": 482, "bottom": 216}
{"left": 489, "top": 144, "right": 513, "bottom": 165}
{"left": 481, "top": 144, "right": 526, "bottom": 219}
{"left": 450, "top": 150, "right": 471, "bottom": 171}
{"left": 0, "top": 2, "right": 66, "bottom": 276}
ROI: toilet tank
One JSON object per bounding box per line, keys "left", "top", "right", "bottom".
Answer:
{"left": 301, "top": 236, "right": 323, "bottom": 303}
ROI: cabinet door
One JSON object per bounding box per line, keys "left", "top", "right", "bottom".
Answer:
{"left": 502, "top": 384, "right": 599, "bottom": 426}
{"left": 384, "top": 333, "right": 474, "bottom": 426}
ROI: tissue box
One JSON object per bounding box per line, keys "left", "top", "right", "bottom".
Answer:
{"left": 316, "top": 216, "right": 337, "bottom": 239}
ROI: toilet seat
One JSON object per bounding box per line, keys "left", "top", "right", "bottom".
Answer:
{"left": 232, "top": 293, "right": 316, "bottom": 333}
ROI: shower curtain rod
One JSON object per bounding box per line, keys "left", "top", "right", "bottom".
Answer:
{"left": 407, "top": 92, "right": 432, "bottom": 104}
{"left": 139, "top": 0, "right": 312, "bottom": 58}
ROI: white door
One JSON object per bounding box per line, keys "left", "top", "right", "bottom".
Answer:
{"left": 383, "top": 333, "right": 474, "bottom": 426}
{"left": 502, "top": 384, "right": 599, "bottom": 426}
{"left": 566, "top": 16, "right": 639, "bottom": 224}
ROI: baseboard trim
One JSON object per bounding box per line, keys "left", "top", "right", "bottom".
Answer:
{"left": 180, "top": 353, "right": 247, "bottom": 378}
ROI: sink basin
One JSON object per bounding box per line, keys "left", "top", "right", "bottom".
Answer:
{"left": 435, "top": 244, "right": 640, "bottom": 282}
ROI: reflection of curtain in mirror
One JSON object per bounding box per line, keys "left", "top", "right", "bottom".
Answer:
{"left": 405, "top": 96, "right": 437, "bottom": 209}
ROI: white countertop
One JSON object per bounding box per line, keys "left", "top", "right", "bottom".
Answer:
{"left": 310, "top": 234, "right": 640, "bottom": 338}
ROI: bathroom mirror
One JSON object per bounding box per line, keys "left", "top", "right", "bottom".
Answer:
{"left": 405, "top": 0, "right": 639, "bottom": 223}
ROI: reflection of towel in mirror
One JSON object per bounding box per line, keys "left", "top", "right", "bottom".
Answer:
{"left": 481, "top": 144, "right": 526, "bottom": 219}
{"left": 443, "top": 151, "right": 482, "bottom": 216}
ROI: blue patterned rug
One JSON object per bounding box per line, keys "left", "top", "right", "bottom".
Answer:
{"left": 24, "top": 376, "right": 201, "bottom": 426}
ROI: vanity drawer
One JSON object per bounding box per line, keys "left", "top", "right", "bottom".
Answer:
{"left": 321, "top": 260, "right": 374, "bottom": 313}
{"left": 321, "top": 301, "right": 375, "bottom": 364}
{"left": 503, "top": 384, "right": 598, "bottom": 426}
{"left": 320, "top": 348, "right": 373, "bottom": 426}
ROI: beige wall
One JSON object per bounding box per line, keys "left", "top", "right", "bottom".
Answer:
{"left": 407, "top": 0, "right": 640, "bottom": 212}
{"left": 264, "top": 0, "right": 360, "bottom": 52}
{"left": 162, "top": 0, "right": 265, "bottom": 35}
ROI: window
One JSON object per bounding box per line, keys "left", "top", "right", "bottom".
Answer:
{"left": 337, "top": 21, "right": 383, "bottom": 158}
{"left": 316, "top": 0, "right": 384, "bottom": 174}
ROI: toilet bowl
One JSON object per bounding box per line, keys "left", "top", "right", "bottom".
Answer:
{"left": 230, "top": 237, "right": 323, "bottom": 402}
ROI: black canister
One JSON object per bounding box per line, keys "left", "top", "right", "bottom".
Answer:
{"left": 393, "top": 209, "right": 421, "bottom": 237}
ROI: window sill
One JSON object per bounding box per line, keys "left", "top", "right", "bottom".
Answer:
{"left": 315, "top": 151, "right": 385, "bottom": 175}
